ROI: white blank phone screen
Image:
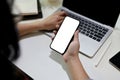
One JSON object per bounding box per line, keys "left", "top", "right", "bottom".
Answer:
{"left": 50, "top": 16, "right": 79, "bottom": 54}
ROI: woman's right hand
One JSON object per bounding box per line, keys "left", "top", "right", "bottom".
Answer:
{"left": 63, "top": 30, "right": 80, "bottom": 62}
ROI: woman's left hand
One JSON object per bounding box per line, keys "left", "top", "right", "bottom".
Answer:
{"left": 41, "top": 11, "right": 67, "bottom": 30}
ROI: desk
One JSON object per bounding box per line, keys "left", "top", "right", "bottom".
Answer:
{"left": 13, "top": 0, "right": 120, "bottom": 80}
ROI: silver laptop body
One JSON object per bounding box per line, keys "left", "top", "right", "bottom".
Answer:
{"left": 59, "top": 7, "right": 114, "bottom": 57}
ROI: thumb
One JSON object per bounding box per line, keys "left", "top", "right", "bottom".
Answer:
{"left": 73, "top": 30, "right": 79, "bottom": 41}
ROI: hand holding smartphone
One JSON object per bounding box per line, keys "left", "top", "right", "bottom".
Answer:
{"left": 50, "top": 16, "right": 79, "bottom": 54}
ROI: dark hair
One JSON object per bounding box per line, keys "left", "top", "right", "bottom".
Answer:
{"left": 0, "top": 0, "right": 20, "bottom": 61}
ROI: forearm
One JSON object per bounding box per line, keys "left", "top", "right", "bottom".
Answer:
{"left": 66, "top": 56, "right": 89, "bottom": 80}
{"left": 17, "top": 19, "right": 44, "bottom": 37}
{"left": 16, "top": 11, "right": 66, "bottom": 37}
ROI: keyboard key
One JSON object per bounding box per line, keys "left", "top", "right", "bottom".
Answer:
{"left": 68, "top": 13, "right": 108, "bottom": 42}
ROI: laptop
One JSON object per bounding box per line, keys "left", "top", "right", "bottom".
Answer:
{"left": 58, "top": 0, "right": 120, "bottom": 57}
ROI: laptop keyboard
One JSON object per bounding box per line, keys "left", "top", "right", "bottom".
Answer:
{"left": 67, "top": 12, "right": 109, "bottom": 42}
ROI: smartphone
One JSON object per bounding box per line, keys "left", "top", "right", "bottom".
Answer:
{"left": 109, "top": 51, "right": 120, "bottom": 70}
{"left": 50, "top": 16, "right": 79, "bottom": 54}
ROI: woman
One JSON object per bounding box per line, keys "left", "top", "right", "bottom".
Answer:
{"left": 0, "top": 0, "right": 91, "bottom": 80}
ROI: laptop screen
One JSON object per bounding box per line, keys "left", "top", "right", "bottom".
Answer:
{"left": 63, "top": 0, "right": 120, "bottom": 27}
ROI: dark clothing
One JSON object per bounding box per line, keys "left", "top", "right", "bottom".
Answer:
{"left": 0, "top": 0, "right": 33, "bottom": 80}
{"left": 0, "top": 0, "right": 19, "bottom": 61}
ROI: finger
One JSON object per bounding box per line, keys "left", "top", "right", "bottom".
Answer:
{"left": 58, "top": 16, "right": 65, "bottom": 21}
{"left": 57, "top": 10, "right": 68, "bottom": 16}
{"left": 57, "top": 20, "right": 63, "bottom": 25}
{"left": 56, "top": 24, "right": 60, "bottom": 29}
{"left": 56, "top": 19, "right": 64, "bottom": 29}
{"left": 53, "top": 30, "right": 57, "bottom": 35}
{"left": 51, "top": 35, "right": 55, "bottom": 40}
{"left": 56, "top": 16, "right": 65, "bottom": 22}
{"left": 73, "top": 30, "right": 79, "bottom": 41}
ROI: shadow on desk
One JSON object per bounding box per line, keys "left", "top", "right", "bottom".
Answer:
{"left": 20, "top": 31, "right": 47, "bottom": 40}
{"left": 49, "top": 50, "right": 72, "bottom": 80}
{"left": 20, "top": 30, "right": 54, "bottom": 40}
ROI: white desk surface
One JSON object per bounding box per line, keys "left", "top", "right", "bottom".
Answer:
{"left": 13, "top": 0, "right": 120, "bottom": 80}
